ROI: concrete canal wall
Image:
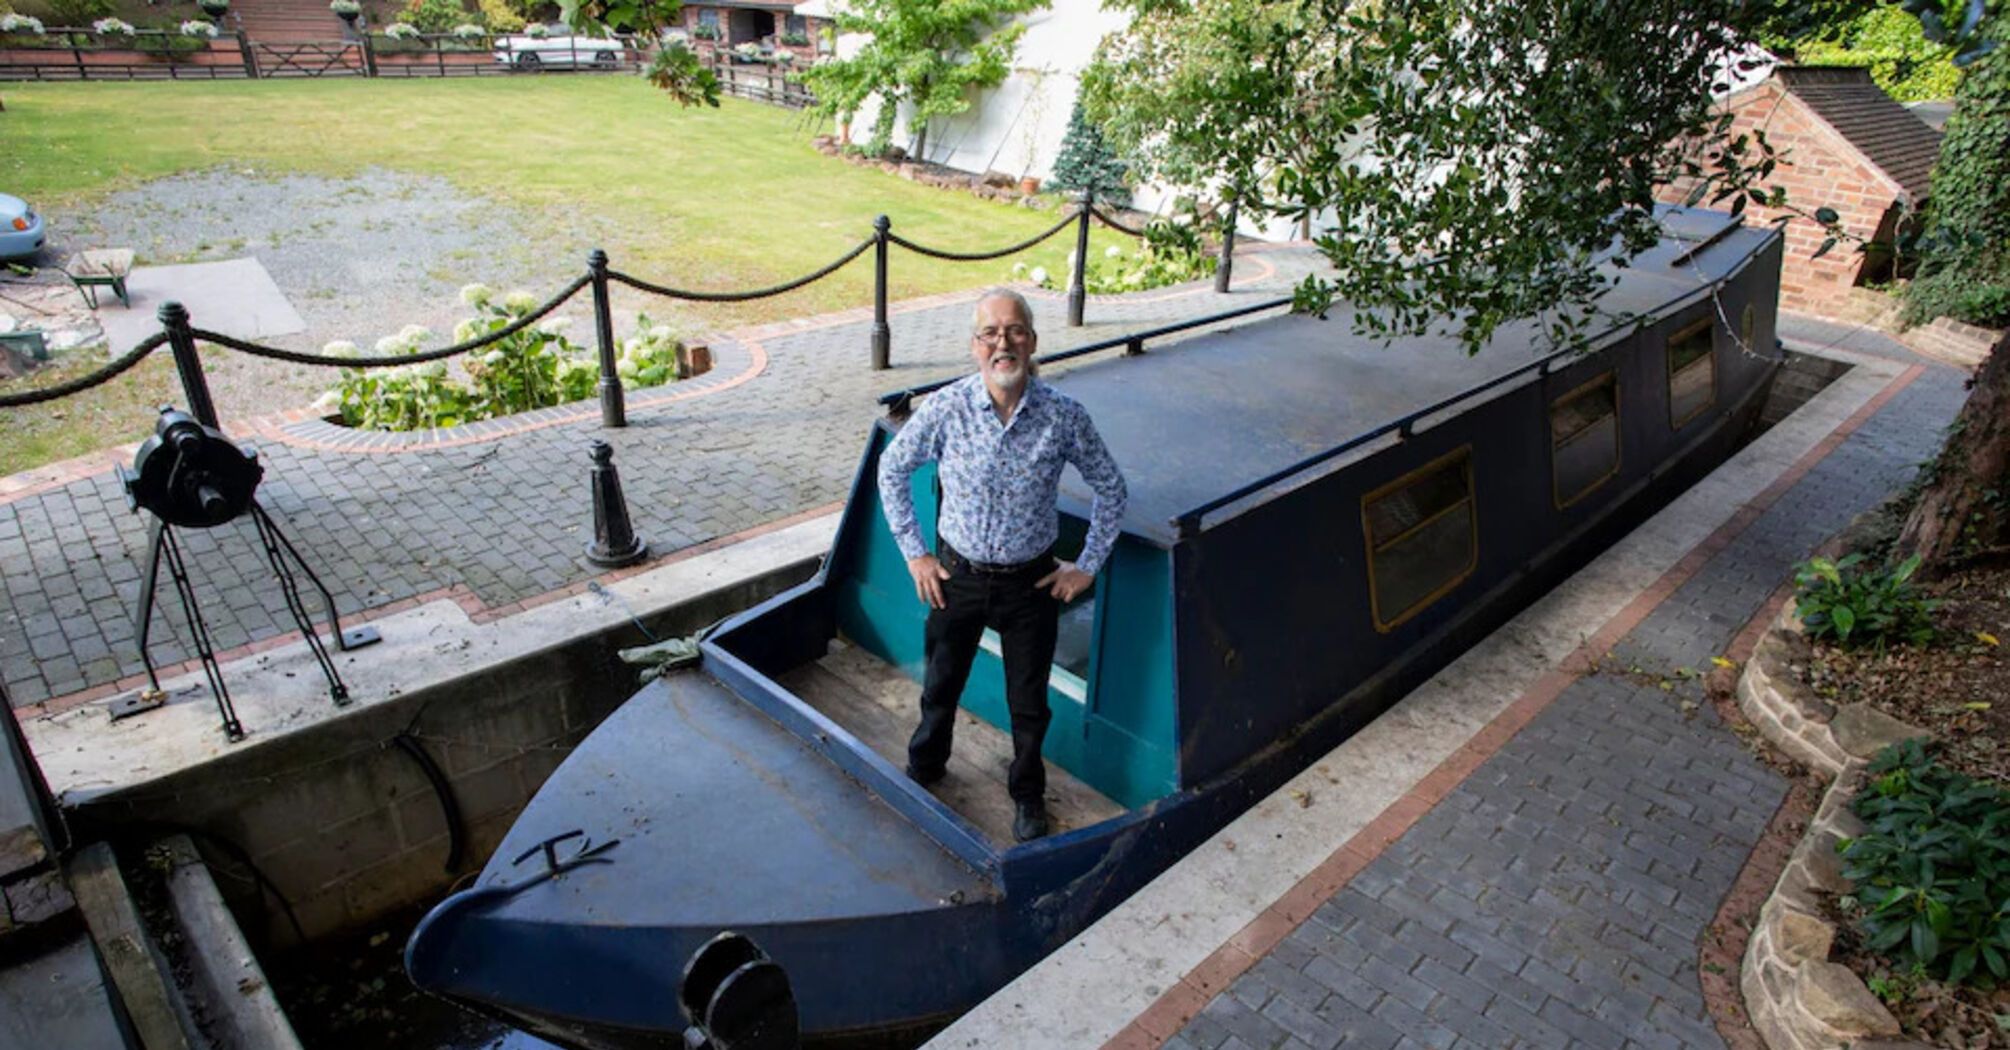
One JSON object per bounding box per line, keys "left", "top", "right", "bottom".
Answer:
{"left": 23, "top": 514, "right": 834, "bottom": 944}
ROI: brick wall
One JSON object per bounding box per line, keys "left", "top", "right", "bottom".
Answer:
{"left": 1659, "top": 81, "right": 1904, "bottom": 317}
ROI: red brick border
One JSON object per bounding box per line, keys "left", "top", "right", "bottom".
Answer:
{"left": 1098, "top": 362, "right": 1927, "bottom": 1049}
{"left": 13, "top": 499, "right": 841, "bottom": 723}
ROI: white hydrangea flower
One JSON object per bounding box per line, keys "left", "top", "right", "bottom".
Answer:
{"left": 420, "top": 361, "right": 449, "bottom": 379}
{"left": 502, "top": 290, "right": 538, "bottom": 314}
{"left": 310, "top": 390, "right": 342, "bottom": 412}
{"left": 537, "top": 317, "right": 572, "bottom": 336}
{"left": 375, "top": 335, "right": 407, "bottom": 355}
{"left": 1028, "top": 266, "right": 1049, "bottom": 285}
{"left": 1105, "top": 245, "right": 1123, "bottom": 259}
{"left": 648, "top": 325, "right": 674, "bottom": 342}
{"left": 481, "top": 349, "right": 505, "bottom": 366}
{"left": 2, "top": 14, "right": 47, "bottom": 33}
{"left": 322, "top": 340, "right": 358, "bottom": 358}
{"left": 525, "top": 23, "right": 548, "bottom": 37}
{"left": 621, "top": 336, "right": 642, "bottom": 355}
{"left": 1011, "top": 261, "right": 1028, "bottom": 277}
{"left": 459, "top": 283, "right": 493, "bottom": 307}
{"left": 452, "top": 23, "right": 484, "bottom": 37}
{"left": 178, "top": 19, "right": 217, "bottom": 37}
{"left": 398, "top": 323, "right": 432, "bottom": 344}
{"left": 93, "top": 18, "right": 136, "bottom": 35}
{"left": 1065, "top": 249, "right": 1078, "bottom": 269}
{"left": 385, "top": 22, "right": 419, "bottom": 38}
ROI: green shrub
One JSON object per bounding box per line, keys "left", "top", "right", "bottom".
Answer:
{"left": 323, "top": 288, "right": 685, "bottom": 432}
{"left": 1014, "top": 220, "right": 1216, "bottom": 295}
{"left": 1792, "top": 553, "right": 1936, "bottom": 648}
{"left": 1839, "top": 740, "right": 2010, "bottom": 986}
{"left": 400, "top": 0, "right": 468, "bottom": 33}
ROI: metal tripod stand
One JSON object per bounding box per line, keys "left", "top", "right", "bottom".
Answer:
{"left": 122, "top": 406, "right": 378, "bottom": 741}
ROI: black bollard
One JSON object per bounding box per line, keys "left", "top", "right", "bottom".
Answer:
{"left": 584, "top": 440, "right": 647, "bottom": 568}
{"left": 870, "top": 215, "right": 891, "bottom": 371}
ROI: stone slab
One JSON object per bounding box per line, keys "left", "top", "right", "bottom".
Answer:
{"left": 67, "top": 841, "right": 194, "bottom": 1050}
{"left": 0, "top": 931, "right": 133, "bottom": 1050}
{"left": 96, "top": 258, "right": 306, "bottom": 351}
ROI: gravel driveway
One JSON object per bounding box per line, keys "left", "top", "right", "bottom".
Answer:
{"left": 43, "top": 168, "right": 626, "bottom": 413}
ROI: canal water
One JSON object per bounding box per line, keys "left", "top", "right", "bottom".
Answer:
{"left": 269, "top": 904, "right": 558, "bottom": 1050}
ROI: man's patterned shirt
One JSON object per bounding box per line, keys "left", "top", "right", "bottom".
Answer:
{"left": 878, "top": 374, "right": 1128, "bottom": 576}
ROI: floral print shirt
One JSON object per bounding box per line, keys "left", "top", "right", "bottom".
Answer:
{"left": 879, "top": 374, "right": 1128, "bottom": 576}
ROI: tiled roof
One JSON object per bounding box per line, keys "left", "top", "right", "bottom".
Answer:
{"left": 1777, "top": 66, "right": 1943, "bottom": 200}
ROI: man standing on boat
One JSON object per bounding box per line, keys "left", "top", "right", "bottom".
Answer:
{"left": 878, "top": 288, "right": 1129, "bottom": 842}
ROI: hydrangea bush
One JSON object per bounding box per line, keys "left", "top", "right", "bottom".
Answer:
{"left": 324, "top": 286, "right": 689, "bottom": 432}
{"left": 178, "top": 19, "right": 219, "bottom": 37}
{"left": 384, "top": 22, "right": 420, "bottom": 39}
{"left": 1, "top": 13, "right": 47, "bottom": 34}
{"left": 93, "top": 17, "right": 136, "bottom": 35}
{"left": 452, "top": 22, "right": 485, "bottom": 38}
{"left": 1010, "top": 222, "right": 1215, "bottom": 294}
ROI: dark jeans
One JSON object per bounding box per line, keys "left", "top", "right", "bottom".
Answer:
{"left": 907, "top": 545, "right": 1059, "bottom": 804}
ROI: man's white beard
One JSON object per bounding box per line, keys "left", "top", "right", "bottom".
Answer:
{"left": 988, "top": 353, "right": 1027, "bottom": 387}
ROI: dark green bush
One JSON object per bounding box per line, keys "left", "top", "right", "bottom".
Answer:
{"left": 1840, "top": 740, "right": 2010, "bottom": 986}
{"left": 1792, "top": 553, "right": 1936, "bottom": 648}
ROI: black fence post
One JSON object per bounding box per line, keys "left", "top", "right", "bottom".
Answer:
{"left": 872, "top": 215, "right": 891, "bottom": 371}
{"left": 1068, "top": 188, "right": 1092, "bottom": 327}
{"left": 359, "top": 17, "right": 377, "bottom": 77}
{"left": 158, "top": 302, "right": 220, "bottom": 428}
{"left": 236, "top": 27, "right": 259, "bottom": 78}
{"left": 589, "top": 249, "right": 626, "bottom": 428}
{"left": 1214, "top": 198, "right": 1238, "bottom": 294}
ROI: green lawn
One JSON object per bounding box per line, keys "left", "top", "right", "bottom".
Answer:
{"left": 0, "top": 77, "right": 1119, "bottom": 326}
{"left": 0, "top": 77, "right": 1133, "bottom": 475}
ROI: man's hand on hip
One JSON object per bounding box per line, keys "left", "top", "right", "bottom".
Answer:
{"left": 1037, "top": 562, "right": 1095, "bottom": 603}
{"left": 907, "top": 554, "right": 952, "bottom": 609}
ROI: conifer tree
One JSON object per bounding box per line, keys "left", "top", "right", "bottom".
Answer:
{"left": 1047, "top": 99, "right": 1130, "bottom": 206}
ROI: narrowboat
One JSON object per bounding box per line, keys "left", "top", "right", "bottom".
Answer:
{"left": 405, "top": 207, "right": 1784, "bottom": 1047}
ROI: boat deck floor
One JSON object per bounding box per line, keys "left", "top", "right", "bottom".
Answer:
{"left": 776, "top": 639, "right": 1126, "bottom": 846}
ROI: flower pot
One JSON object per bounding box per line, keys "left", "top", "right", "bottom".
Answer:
{"left": 1019, "top": 176, "right": 1041, "bottom": 195}
{"left": 337, "top": 10, "right": 359, "bottom": 23}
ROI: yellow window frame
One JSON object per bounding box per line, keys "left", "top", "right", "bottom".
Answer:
{"left": 1550, "top": 371, "right": 1622, "bottom": 510}
{"left": 1667, "top": 318, "right": 1718, "bottom": 429}
{"left": 1361, "top": 446, "right": 1478, "bottom": 633}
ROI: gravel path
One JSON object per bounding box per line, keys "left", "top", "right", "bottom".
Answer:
{"left": 46, "top": 168, "right": 625, "bottom": 411}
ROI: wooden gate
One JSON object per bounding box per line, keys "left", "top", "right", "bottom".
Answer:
{"left": 250, "top": 40, "right": 365, "bottom": 78}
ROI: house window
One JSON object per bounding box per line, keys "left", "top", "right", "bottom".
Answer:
{"left": 1668, "top": 319, "right": 1716, "bottom": 427}
{"left": 1551, "top": 373, "right": 1620, "bottom": 508}
{"left": 697, "top": 8, "right": 719, "bottom": 28}
{"left": 1363, "top": 447, "right": 1477, "bottom": 631}
{"left": 784, "top": 13, "right": 807, "bottom": 36}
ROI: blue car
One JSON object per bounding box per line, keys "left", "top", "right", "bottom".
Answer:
{"left": 0, "top": 193, "right": 46, "bottom": 261}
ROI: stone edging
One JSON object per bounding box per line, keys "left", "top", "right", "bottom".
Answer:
{"left": 1733, "top": 613, "right": 1937, "bottom": 1050}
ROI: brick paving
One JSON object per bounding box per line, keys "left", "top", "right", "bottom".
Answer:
{"left": 1165, "top": 343, "right": 1968, "bottom": 1049}
{"left": 0, "top": 253, "right": 1319, "bottom": 708}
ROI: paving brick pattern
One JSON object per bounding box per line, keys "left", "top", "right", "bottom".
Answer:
{"left": 0, "top": 256, "right": 1320, "bottom": 707}
{"left": 1169, "top": 359, "right": 1968, "bottom": 1049}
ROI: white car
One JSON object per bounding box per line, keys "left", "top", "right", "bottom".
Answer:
{"left": 495, "top": 25, "right": 625, "bottom": 70}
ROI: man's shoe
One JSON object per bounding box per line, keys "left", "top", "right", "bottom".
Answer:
{"left": 904, "top": 763, "right": 945, "bottom": 787}
{"left": 1013, "top": 801, "right": 1050, "bottom": 842}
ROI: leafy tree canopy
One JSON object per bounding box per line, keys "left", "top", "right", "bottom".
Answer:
{"left": 1086, "top": 0, "right": 1758, "bottom": 353}
{"left": 798, "top": 0, "right": 1049, "bottom": 157}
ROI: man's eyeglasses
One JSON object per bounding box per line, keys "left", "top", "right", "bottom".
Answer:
{"left": 973, "top": 325, "right": 1033, "bottom": 346}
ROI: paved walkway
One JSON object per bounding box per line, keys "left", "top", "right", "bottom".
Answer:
{"left": 932, "top": 319, "right": 1970, "bottom": 1049}
{"left": 0, "top": 251, "right": 1317, "bottom": 709}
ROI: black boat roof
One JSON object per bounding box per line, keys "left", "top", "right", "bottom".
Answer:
{"left": 1027, "top": 207, "right": 1775, "bottom": 545}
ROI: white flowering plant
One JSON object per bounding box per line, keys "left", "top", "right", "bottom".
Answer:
{"left": 452, "top": 22, "right": 484, "bottom": 38}
{"left": 178, "top": 19, "right": 219, "bottom": 37}
{"left": 327, "top": 328, "right": 476, "bottom": 431}
{"left": 2, "top": 13, "right": 47, "bottom": 34}
{"left": 524, "top": 22, "right": 548, "bottom": 37}
{"left": 93, "top": 17, "right": 136, "bottom": 35}
{"left": 617, "top": 313, "right": 684, "bottom": 388}
{"left": 384, "top": 22, "right": 420, "bottom": 39}
{"left": 329, "top": 0, "right": 361, "bottom": 13}
{"left": 1008, "top": 222, "right": 1215, "bottom": 294}
{"left": 731, "top": 41, "right": 760, "bottom": 59}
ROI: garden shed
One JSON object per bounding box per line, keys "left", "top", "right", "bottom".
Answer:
{"left": 1659, "top": 65, "right": 1943, "bottom": 316}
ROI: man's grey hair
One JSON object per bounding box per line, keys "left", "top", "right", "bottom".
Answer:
{"left": 972, "top": 287, "right": 1036, "bottom": 332}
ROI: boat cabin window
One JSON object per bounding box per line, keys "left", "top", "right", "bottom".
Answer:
{"left": 1668, "top": 320, "right": 1716, "bottom": 427}
{"left": 1550, "top": 373, "right": 1620, "bottom": 508}
{"left": 978, "top": 593, "right": 1094, "bottom": 702}
{"left": 1363, "top": 447, "right": 1477, "bottom": 631}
